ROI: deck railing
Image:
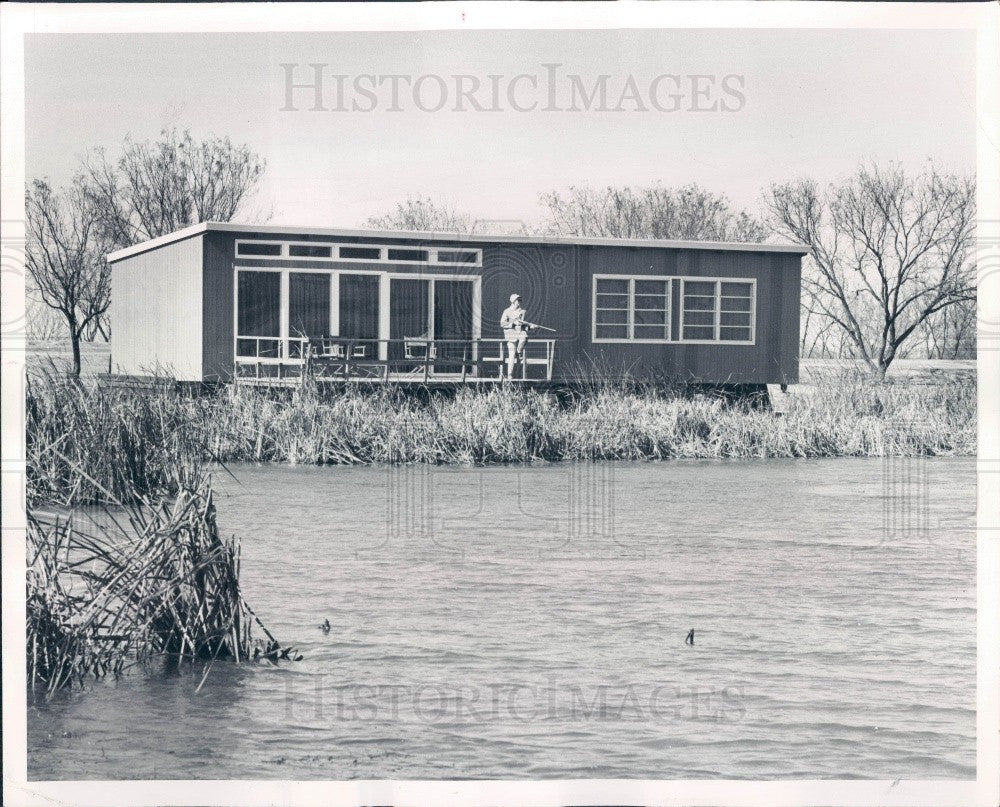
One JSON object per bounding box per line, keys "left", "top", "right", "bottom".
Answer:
{"left": 234, "top": 336, "right": 555, "bottom": 383}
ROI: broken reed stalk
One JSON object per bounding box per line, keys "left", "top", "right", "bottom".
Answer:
{"left": 27, "top": 474, "right": 298, "bottom": 699}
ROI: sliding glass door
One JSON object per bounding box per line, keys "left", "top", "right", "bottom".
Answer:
{"left": 433, "top": 280, "right": 474, "bottom": 374}
{"left": 389, "top": 278, "right": 430, "bottom": 371}
{"left": 388, "top": 277, "right": 475, "bottom": 376}
{"left": 236, "top": 270, "right": 281, "bottom": 357}
{"left": 235, "top": 269, "right": 476, "bottom": 374}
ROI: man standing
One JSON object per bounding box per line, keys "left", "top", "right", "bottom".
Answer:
{"left": 500, "top": 293, "right": 532, "bottom": 379}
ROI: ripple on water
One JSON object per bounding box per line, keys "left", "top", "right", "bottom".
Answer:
{"left": 28, "top": 458, "right": 976, "bottom": 780}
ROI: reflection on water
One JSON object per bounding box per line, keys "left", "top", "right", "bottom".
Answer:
{"left": 28, "top": 458, "right": 976, "bottom": 780}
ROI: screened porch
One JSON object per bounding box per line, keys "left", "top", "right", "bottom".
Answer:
{"left": 233, "top": 268, "right": 554, "bottom": 383}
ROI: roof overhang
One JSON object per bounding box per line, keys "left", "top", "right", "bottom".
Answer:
{"left": 106, "top": 221, "right": 811, "bottom": 263}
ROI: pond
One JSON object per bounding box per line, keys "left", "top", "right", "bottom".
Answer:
{"left": 28, "top": 457, "right": 976, "bottom": 780}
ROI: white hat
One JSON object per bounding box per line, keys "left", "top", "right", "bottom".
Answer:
{"left": 510, "top": 293, "right": 521, "bottom": 303}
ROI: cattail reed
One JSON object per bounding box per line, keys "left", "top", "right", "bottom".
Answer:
{"left": 26, "top": 367, "right": 975, "bottom": 508}
{"left": 27, "top": 474, "right": 296, "bottom": 698}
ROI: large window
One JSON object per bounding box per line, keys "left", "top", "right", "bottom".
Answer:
{"left": 594, "top": 276, "right": 670, "bottom": 341}
{"left": 289, "top": 273, "right": 331, "bottom": 338}
{"left": 237, "top": 270, "right": 281, "bottom": 357}
{"left": 593, "top": 275, "right": 755, "bottom": 344}
{"left": 681, "top": 279, "right": 755, "bottom": 343}
{"left": 338, "top": 274, "right": 380, "bottom": 340}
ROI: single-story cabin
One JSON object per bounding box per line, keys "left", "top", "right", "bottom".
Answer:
{"left": 107, "top": 223, "right": 807, "bottom": 386}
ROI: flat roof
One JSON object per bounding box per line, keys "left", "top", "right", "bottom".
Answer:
{"left": 106, "top": 221, "right": 811, "bottom": 263}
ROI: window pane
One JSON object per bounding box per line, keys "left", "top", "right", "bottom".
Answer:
{"left": 634, "top": 280, "right": 667, "bottom": 296}
{"left": 683, "top": 311, "right": 715, "bottom": 326}
{"left": 720, "top": 326, "right": 752, "bottom": 341}
{"left": 634, "top": 324, "right": 668, "bottom": 340}
{"left": 685, "top": 281, "right": 716, "bottom": 296}
{"left": 389, "top": 278, "right": 430, "bottom": 363}
{"left": 721, "top": 296, "right": 752, "bottom": 312}
{"left": 237, "top": 271, "right": 280, "bottom": 336}
{"left": 596, "top": 278, "right": 628, "bottom": 295}
{"left": 436, "top": 250, "right": 478, "bottom": 265}
{"left": 237, "top": 337, "right": 281, "bottom": 358}
{"left": 683, "top": 295, "right": 716, "bottom": 311}
{"left": 635, "top": 309, "right": 666, "bottom": 325}
{"left": 720, "top": 312, "right": 751, "bottom": 327}
{"left": 387, "top": 248, "right": 429, "bottom": 262}
{"left": 634, "top": 294, "right": 668, "bottom": 311}
{"left": 721, "top": 282, "right": 752, "bottom": 297}
{"left": 289, "top": 244, "right": 332, "bottom": 258}
{"left": 683, "top": 325, "right": 715, "bottom": 340}
{"left": 596, "top": 324, "right": 628, "bottom": 339}
{"left": 289, "top": 273, "right": 331, "bottom": 338}
{"left": 596, "top": 293, "right": 629, "bottom": 309}
{"left": 237, "top": 242, "right": 281, "bottom": 257}
{"left": 596, "top": 309, "right": 628, "bottom": 325}
{"left": 339, "top": 274, "right": 380, "bottom": 339}
{"left": 339, "top": 246, "right": 381, "bottom": 260}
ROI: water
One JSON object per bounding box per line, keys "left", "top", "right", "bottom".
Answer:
{"left": 28, "top": 458, "right": 976, "bottom": 780}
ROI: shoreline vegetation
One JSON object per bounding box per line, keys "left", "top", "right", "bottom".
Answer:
{"left": 25, "top": 370, "right": 308, "bottom": 695}
{"left": 27, "top": 368, "right": 976, "bottom": 507}
{"left": 28, "top": 477, "right": 298, "bottom": 699}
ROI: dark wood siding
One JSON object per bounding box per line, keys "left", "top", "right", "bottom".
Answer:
{"left": 193, "top": 229, "right": 801, "bottom": 384}
{"left": 478, "top": 241, "right": 800, "bottom": 385}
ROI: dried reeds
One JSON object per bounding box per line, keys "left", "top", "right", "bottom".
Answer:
{"left": 27, "top": 475, "right": 297, "bottom": 699}
{"left": 26, "top": 366, "right": 976, "bottom": 507}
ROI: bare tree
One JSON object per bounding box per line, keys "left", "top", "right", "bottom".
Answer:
{"left": 25, "top": 301, "right": 68, "bottom": 342}
{"left": 767, "top": 164, "right": 975, "bottom": 376}
{"left": 25, "top": 179, "right": 109, "bottom": 376}
{"left": 916, "top": 296, "right": 977, "bottom": 360}
{"left": 365, "top": 197, "right": 472, "bottom": 233}
{"left": 540, "top": 184, "right": 767, "bottom": 242}
{"left": 79, "top": 128, "right": 268, "bottom": 249}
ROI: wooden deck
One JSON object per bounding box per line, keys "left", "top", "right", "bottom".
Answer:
{"left": 233, "top": 337, "right": 556, "bottom": 385}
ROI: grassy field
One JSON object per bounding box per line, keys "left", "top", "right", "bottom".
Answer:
{"left": 27, "top": 339, "right": 112, "bottom": 379}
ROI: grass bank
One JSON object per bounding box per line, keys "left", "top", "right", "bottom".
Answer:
{"left": 27, "top": 371, "right": 976, "bottom": 506}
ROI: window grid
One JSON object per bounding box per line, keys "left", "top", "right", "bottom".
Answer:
{"left": 593, "top": 275, "right": 755, "bottom": 344}
{"left": 235, "top": 239, "right": 482, "bottom": 267}
{"left": 680, "top": 278, "right": 755, "bottom": 344}
{"left": 593, "top": 276, "right": 671, "bottom": 343}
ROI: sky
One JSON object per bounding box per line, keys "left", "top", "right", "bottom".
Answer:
{"left": 25, "top": 28, "right": 977, "bottom": 229}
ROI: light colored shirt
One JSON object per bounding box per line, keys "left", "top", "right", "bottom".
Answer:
{"left": 501, "top": 305, "right": 527, "bottom": 332}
